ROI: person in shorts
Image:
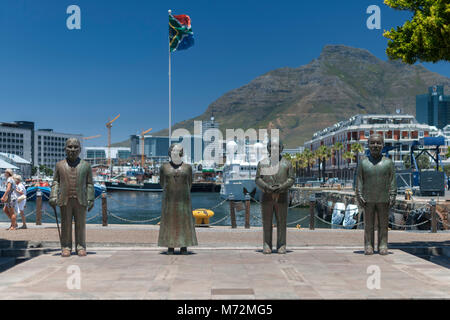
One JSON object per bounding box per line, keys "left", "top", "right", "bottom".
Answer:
{"left": 1, "top": 169, "right": 17, "bottom": 230}
{"left": 13, "top": 174, "right": 27, "bottom": 229}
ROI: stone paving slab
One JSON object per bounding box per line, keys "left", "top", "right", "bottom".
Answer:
{"left": 0, "top": 247, "right": 448, "bottom": 299}
{"left": 0, "top": 222, "right": 448, "bottom": 248}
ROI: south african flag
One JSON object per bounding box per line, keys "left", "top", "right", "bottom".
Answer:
{"left": 169, "top": 13, "right": 194, "bottom": 53}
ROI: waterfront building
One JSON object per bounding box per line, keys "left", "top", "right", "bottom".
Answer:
{"left": 282, "top": 146, "right": 305, "bottom": 156}
{"left": 84, "top": 147, "right": 131, "bottom": 166}
{"left": 416, "top": 85, "right": 450, "bottom": 129}
{"left": 304, "top": 114, "right": 438, "bottom": 180}
{"left": 0, "top": 121, "right": 33, "bottom": 162}
{"left": 130, "top": 134, "right": 203, "bottom": 165}
{"left": 0, "top": 121, "right": 84, "bottom": 169}
{"left": 33, "top": 129, "right": 83, "bottom": 169}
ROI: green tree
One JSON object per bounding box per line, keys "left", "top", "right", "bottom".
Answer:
{"left": 332, "top": 142, "right": 344, "bottom": 179}
{"left": 444, "top": 164, "right": 450, "bottom": 176}
{"left": 383, "top": 0, "right": 450, "bottom": 64}
{"left": 351, "top": 143, "right": 364, "bottom": 165}
{"left": 403, "top": 153, "right": 431, "bottom": 170}
{"left": 342, "top": 151, "right": 355, "bottom": 181}
{"left": 302, "top": 149, "right": 315, "bottom": 177}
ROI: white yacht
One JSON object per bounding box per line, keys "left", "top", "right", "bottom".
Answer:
{"left": 220, "top": 140, "right": 266, "bottom": 201}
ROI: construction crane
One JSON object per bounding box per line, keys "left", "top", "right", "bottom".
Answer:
{"left": 82, "top": 135, "right": 101, "bottom": 140}
{"left": 140, "top": 128, "right": 152, "bottom": 168}
{"left": 106, "top": 114, "right": 120, "bottom": 176}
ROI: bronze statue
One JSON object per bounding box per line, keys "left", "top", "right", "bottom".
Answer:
{"left": 255, "top": 138, "right": 294, "bottom": 254}
{"left": 356, "top": 133, "right": 397, "bottom": 255}
{"left": 49, "top": 138, "right": 94, "bottom": 257}
{"left": 158, "top": 144, "right": 198, "bottom": 254}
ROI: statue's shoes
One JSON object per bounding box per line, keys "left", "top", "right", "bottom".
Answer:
{"left": 180, "top": 247, "right": 188, "bottom": 255}
{"left": 167, "top": 248, "right": 175, "bottom": 255}
{"left": 364, "top": 247, "right": 374, "bottom": 255}
{"left": 263, "top": 248, "right": 272, "bottom": 254}
{"left": 61, "top": 249, "right": 71, "bottom": 257}
{"left": 77, "top": 249, "right": 87, "bottom": 257}
{"left": 277, "top": 246, "right": 287, "bottom": 254}
{"left": 379, "top": 248, "right": 388, "bottom": 255}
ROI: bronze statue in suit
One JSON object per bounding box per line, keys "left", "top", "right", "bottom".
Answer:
{"left": 50, "top": 138, "right": 95, "bottom": 257}
{"left": 356, "top": 133, "right": 397, "bottom": 255}
{"left": 256, "top": 138, "right": 294, "bottom": 254}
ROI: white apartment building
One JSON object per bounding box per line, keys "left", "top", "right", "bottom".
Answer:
{"left": 304, "top": 114, "right": 438, "bottom": 179}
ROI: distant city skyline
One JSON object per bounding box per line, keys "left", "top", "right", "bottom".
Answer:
{"left": 1, "top": 0, "right": 449, "bottom": 147}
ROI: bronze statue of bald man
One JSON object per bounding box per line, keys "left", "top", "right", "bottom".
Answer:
{"left": 50, "top": 138, "right": 95, "bottom": 257}
{"left": 356, "top": 133, "right": 397, "bottom": 255}
{"left": 256, "top": 138, "right": 294, "bottom": 254}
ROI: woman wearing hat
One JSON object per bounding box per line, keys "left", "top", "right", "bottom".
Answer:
{"left": 1, "top": 169, "right": 17, "bottom": 230}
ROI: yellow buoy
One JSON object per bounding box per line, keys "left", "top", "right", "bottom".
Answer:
{"left": 192, "top": 209, "right": 214, "bottom": 226}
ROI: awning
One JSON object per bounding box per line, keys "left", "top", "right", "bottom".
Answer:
{"left": 0, "top": 159, "right": 19, "bottom": 170}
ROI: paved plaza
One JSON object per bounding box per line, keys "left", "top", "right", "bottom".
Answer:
{"left": 0, "top": 247, "right": 449, "bottom": 299}
{"left": 0, "top": 223, "right": 448, "bottom": 299}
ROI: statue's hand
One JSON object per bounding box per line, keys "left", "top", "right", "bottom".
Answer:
{"left": 49, "top": 198, "right": 57, "bottom": 208}
{"left": 357, "top": 197, "right": 367, "bottom": 208}
{"left": 272, "top": 185, "right": 283, "bottom": 193}
{"left": 87, "top": 200, "right": 94, "bottom": 212}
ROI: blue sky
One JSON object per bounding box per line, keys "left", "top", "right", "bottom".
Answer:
{"left": 1, "top": 0, "right": 449, "bottom": 147}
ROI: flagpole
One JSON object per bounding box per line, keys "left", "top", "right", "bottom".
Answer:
{"left": 168, "top": 9, "right": 172, "bottom": 150}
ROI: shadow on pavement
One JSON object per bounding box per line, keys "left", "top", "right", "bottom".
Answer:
{"left": 390, "top": 240, "right": 450, "bottom": 269}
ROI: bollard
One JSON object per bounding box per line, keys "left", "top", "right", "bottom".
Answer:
{"left": 102, "top": 192, "right": 108, "bottom": 227}
{"left": 36, "top": 190, "right": 42, "bottom": 225}
{"left": 244, "top": 193, "right": 250, "bottom": 229}
{"left": 430, "top": 198, "right": 437, "bottom": 233}
{"left": 309, "top": 193, "right": 316, "bottom": 230}
{"left": 229, "top": 193, "right": 237, "bottom": 228}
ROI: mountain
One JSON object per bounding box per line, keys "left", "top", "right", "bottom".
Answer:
{"left": 151, "top": 45, "right": 450, "bottom": 147}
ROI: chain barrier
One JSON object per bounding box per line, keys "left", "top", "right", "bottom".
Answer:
{"left": 24, "top": 209, "right": 36, "bottom": 218}
{"left": 251, "top": 214, "right": 263, "bottom": 222}
{"left": 208, "top": 215, "right": 229, "bottom": 226}
{"left": 108, "top": 211, "right": 161, "bottom": 223}
{"left": 388, "top": 219, "right": 430, "bottom": 228}
{"left": 208, "top": 198, "right": 228, "bottom": 211}
{"left": 286, "top": 215, "right": 310, "bottom": 226}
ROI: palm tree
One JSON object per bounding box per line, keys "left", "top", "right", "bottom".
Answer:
{"left": 297, "top": 153, "right": 308, "bottom": 177}
{"left": 342, "top": 150, "right": 355, "bottom": 182}
{"left": 302, "top": 149, "right": 315, "bottom": 177}
{"left": 351, "top": 143, "right": 364, "bottom": 165}
{"left": 332, "top": 142, "right": 344, "bottom": 179}
{"left": 317, "top": 145, "right": 332, "bottom": 181}
{"left": 283, "top": 153, "right": 298, "bottom": 178}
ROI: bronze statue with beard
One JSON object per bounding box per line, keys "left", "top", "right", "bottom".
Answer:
{"left": 158, "top": 144, "right": 198, "bottom": 254}
{"left": 356, "top": 133, "right": 397, "bottom": 255}
{"left": 49, "top": 138, "right": 94, "bottom": 257}
{"left": 255, "top": 138, "right": 294, "bottom": 254}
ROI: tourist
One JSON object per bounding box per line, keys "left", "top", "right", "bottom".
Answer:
{"left": 1, "top": 169, "right": 17, "bottom": 230}
{"left": 13, "top": 174, "right": 27, "bottom": 229}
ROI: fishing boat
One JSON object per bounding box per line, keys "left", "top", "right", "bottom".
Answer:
{"left": 25, "top": 183, "right": 106, "bottom": 201}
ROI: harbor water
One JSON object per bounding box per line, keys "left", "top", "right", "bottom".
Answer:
{"left": 0, "top": 191, "right": 330, "bottom": 228}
